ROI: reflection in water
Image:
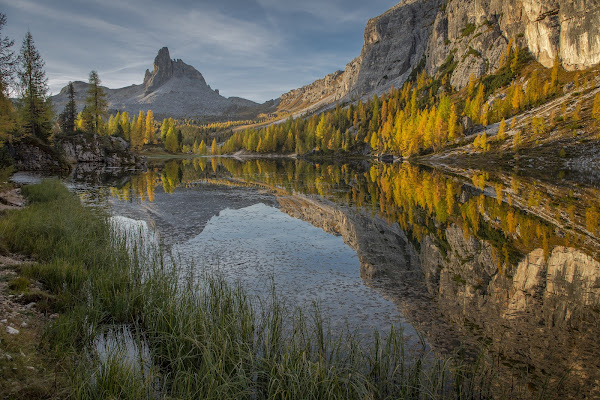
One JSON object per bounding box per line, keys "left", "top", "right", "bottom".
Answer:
{"left": 173, "top": 202, "right": 416, "bottom": 340}
{"left": 82, "top": 157, "right": 599, "bottom": 399}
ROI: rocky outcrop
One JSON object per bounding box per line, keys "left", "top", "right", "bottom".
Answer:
{"left": 7, "top": 134, "right": 146, "bottom": 172}
{"left": 58, "top": 133, "right": 146, "bottom": 167}
{"left": 143, "top": 47, "right": 207, "bottom": 94}
{"left": 7, "top": 137, "right": 67, "bottom": 172}
{"left": 426, "top": 0, "right": 600, "bottom": 89}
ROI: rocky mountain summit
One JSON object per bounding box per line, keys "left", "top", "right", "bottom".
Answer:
{"left": 52, "top": 47, "right": 275, "bottom": 119}
{"left": 277, "top": 0, "right": 600, "bottom": 115}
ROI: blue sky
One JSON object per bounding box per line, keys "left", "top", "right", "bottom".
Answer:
{"left": 0, "top": 0, "right": 396, "bottom": 102}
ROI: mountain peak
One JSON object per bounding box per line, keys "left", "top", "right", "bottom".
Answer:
{"left": 143, "top": 47, "right": 207, "bottom": 94}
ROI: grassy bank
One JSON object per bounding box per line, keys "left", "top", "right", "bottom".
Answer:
{"left": 1, "top": 180, "right": 519, "bottom": 399}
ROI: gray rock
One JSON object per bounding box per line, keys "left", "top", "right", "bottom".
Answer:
{"left": 6, "top": 326, "right": 19, "bottom": 335}
{"left": 462, "top": 116, "right": 474, "bottom": 133}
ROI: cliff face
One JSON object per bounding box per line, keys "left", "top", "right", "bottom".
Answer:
{"left": 143, "top": 47, "right": 207, "bottom": 94}
{"left": 427, "top": 0, "right": 600, "bottom": 88}
{"left": 277, "top": 0, "right": 442, "bottom": 114}
{"left": 279, "top": 0, "right": 600, "bottom": 113}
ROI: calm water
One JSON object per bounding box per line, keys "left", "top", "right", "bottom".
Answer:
{"left": 14, "top": 157, "right": 600, "bottom": 398}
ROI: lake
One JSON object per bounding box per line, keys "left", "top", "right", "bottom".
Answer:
{"left": 15, "top": 157, "right": 600, "bottom": 399}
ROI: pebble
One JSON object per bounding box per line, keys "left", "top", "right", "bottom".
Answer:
{"left": 25, "top": 302, "right": 36, "bottom": 309}
{"left": 50, "top": 313, "right": 59, "bottom": 320}
{"left": 26, "top": 366, "right": 35, "bottom": 371}
{"left": 20, "top": 322, "right": 27, "bottom": 328}
{"left": 0, "top": 319, "right": 6, "bottom": 324}
{"left": 6, "top": 326, "right": 19, "bottom": 335}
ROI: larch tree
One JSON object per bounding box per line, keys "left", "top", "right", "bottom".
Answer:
{"left": 448, "top": 103, "right": 458, "bottom": 141}
{"left": 145, "top": 110, "right": 154, "bottom": 144}
{"left": 85, "top": 70, "right": 108, "bottom": 135}
{"left": 198, "top": 140, "right": 207, "bottom": 155}
{"left": 497, "top": 118, "right": 507, "bottom": 141}
{"left": 58, "top": 82, "right": 76, "bottom": 134}
{"left": 211, "top": 138, "right": 217, "bottom": 155}
{"left": 592, "top": 93, "right": 600, "bottom": 122}
{"left": 164, "top": 126, "right": 178, "bottom": 152}
{"left": 17, "top": 31, "right": 53, "bottom": 140}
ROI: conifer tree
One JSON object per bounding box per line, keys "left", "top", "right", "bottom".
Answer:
{"left": 211, "top": 138, "right": 218, "bottom": 155}
{"left": 85, "top": 70, "right": 108, "bottom": 135}
{"left": 448, "top": 103, "right": 458, "bottom": 141}
{"left": 467, "top": 74, "right": 476, "bottom": 97}
{"left": 120, "top": 112, "right": 130, "bottom": 139}
{"left": 551, "top": 53, "right": 561, "bottom": 91}
{"left": 164, "top": 126, "right": 178, "bottom": 152}
{"left": 592, "top": 93, "right": 600, "bottom": 122}
{"left": 0, "top": 13, "right": 15, "bottom": 140}
{"left": 145, "top": 110, "right": 154, "bottom": 144}
{"left": 0, "top": 13, "right": 14, "bottom": 91}
{"left": 58, "top": 82, "right": 76, "bottom": 134}
{"left": 497, "top": 118, "right": 507, "bottom": 141}
{"left": 17, "top": 31, "right": 53, "bottom": 139}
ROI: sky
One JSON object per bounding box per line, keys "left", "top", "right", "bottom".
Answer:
{"left": 0, "top": 0, "right": 397, "bottom": 102}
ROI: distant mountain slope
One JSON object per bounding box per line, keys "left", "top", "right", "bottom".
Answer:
{"left": 51, "top": 47, "right": 276, "bottom": 120}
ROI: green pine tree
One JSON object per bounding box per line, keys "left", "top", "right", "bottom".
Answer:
{"left": 85, "top": 70, "right": 108, "bottom": 135}
{"left": 17, "top": 31, "right": 53, "bottom": 140}
{"left": 58, "top": 82, "right": 76, "bottom": 134}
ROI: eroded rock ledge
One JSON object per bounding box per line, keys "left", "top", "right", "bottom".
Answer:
{"left": 8, "top": 133, "right": 146, "bottom": 172}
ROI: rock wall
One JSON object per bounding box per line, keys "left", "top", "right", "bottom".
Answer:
{"left": 280, "top": 0, "right": 600, "bottom": 112}
{"left": 277, "top": 0, "right": 442, "bottom": 113}
{"left": 58, "top": 133, "right": 146, "bottom": 167}
{"left": 8, "top": 134, "right": 146, "bottom": 172}
{"left": 426, "top": 0, "right": 600, "bottom": 89}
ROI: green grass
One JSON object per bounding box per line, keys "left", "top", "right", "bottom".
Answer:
{"left": 0, "top": 180, "right": 529, "bottom": 399}
{"left": 8, "top": 276, "right": 30, "bottom": 292}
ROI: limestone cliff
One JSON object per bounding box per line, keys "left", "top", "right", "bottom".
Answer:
{"left": 279, "top": 0, "right": 600, "bottom": 114}
{"left": 143, "top": 47, "right": 207, "bottom": 94}
{"left": 278, "top": 0, "right": 442, "bottom": 114}
{"left": 426, "top": 0, "right": 600, "bottom": 89}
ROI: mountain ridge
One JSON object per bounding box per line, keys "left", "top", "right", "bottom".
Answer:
{"left": 51, "top": 47, "right": 276, "bottom": 120}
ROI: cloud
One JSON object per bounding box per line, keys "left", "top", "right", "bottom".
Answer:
{"left": 256, "top": 0, "right": 365, "bottom": 24}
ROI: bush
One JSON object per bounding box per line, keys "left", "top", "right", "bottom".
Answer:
{"left": 462, "top": 23, "right": 476, "bottom": 37}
